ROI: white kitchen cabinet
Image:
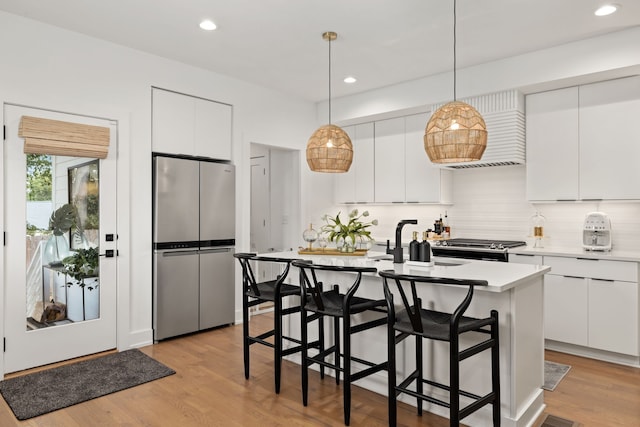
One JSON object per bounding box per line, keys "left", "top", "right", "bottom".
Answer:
{"left": 525, "top": 87, "right": 579, "bottom": 201}
{"left": 579, "top": 76, "right": 640, "bottom": 200}
{"left": 509, "top": 253, "right": 543, "bottom": 265}
{"left": 333, "top": 125, "right": 356, "bottom": 203}
{"left": 543, "top": 255, "right": 639, "bottom": 356}
{"left": 544, "top": 274, "right": 588, "bottom": 346}
{"left": 374, "top": 117, "right": 405, "bottom": 203}
{"left": 404, "top": 113, "right": 452, "bottom": 203}
{"left": 334, "top": 124, "right": 374, "bottom": 203}
{"left": 152, "top": 88, "right": 232, "bottom": 160}
{"left": 526, "top": 76, "right": 640, "bottom": 201}
{"left": 588, "top": 278, "right": 639, "bottom": 355}
{"left": 153, "top": 88, "right": 194, "bottom": 155}
{"left": 195, "top": 97, "right": 232, "bottom": 160}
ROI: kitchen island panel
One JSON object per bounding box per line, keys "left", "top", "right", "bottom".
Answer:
{"left": 264, "top": 251, "right": 548, "bottom": 427}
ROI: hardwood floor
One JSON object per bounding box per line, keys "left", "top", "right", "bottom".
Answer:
{"left": 1, "top": 315, "right": 639, "bottom": 426}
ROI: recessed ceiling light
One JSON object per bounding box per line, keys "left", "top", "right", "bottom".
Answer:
{"left": 595, "top": 4, "right": 619, "bottom": 16}
{"left": 343, "top": 76, "right": 357, "bottom": 84}
{"left": 199, "top": 19, "right": 217, "bottom": 31}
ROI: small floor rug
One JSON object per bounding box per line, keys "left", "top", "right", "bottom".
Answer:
{"left": 543, "top": 360, "right": 571, "bottom": 391}
{"left": 539, "top": 414, "right": 581, "bottom": 427}
{"left": 0, "top": 349, "right": 175, "bottom": 420}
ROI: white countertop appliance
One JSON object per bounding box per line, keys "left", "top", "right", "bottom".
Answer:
{"left": 583, "top": 212, "right": 611, "bottom": 251}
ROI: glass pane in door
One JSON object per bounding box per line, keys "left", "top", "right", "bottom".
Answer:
{"left": 26, "top": 155, "right": 100, "bottom": 330}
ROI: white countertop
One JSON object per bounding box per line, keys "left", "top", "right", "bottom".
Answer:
{"left": 511, "top": 246, "right": 640, "bottom": 262}
{"left": 263, "top": 250, "right": 550, "bottom": 293}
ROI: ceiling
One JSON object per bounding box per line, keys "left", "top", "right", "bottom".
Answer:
{"left": 0, "top": 0, "right": 638, "bottom": 102}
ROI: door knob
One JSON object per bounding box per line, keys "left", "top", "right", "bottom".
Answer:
{"left": 99, "top": 249, "right": 116, "bottom": 258}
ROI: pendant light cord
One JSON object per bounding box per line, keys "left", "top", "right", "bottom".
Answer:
{"left": 453, "top": 0, "right": 457, "bottom": 101}
{"left": 328, "top": 35, "right": 332, "bottom": 124}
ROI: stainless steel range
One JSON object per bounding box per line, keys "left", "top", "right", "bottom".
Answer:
{"left": 431, "top": 238, "right": 527, "bottom": 262}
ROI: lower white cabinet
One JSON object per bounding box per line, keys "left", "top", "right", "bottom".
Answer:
{"left": 544, "top": 275, "right": 588, "bottom": 346}
{"left": 543, "top": 256, "right": 639, "bottom": 356}
{"left": 509, "top": 253, "right": 543, "bottom": 265}
{"left": 588, "top": 278, "right": 638, "bottom": 355}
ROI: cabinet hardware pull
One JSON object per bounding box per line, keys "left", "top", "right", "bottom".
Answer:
{"left": 576, "top": 257, "right": 599, "bottom": 261}
{"left": 563, "top": 275, "right": 584, "bottom": 279}
{"left": 591, "top": 278, "right": 615, "bottom": 282}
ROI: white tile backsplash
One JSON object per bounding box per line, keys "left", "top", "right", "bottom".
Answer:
{"left": 330, "top": 165, "right": 640, "bottom": 252}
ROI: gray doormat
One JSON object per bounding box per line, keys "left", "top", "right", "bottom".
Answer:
{"left": 543, "top": 360, "right": 571, "bottom": 391}
{"left": 0, "top": 349, "right": 175, "bottom": 420}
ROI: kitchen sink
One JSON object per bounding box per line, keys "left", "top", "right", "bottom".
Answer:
{"left": 368, "top": 253, "right": 394, "bottom": 261}
{"left": 434, "top": 260, "right": 466, "bottom": 266}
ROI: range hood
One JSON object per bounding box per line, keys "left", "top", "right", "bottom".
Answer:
{"left": 432, "top": 90, "right": 525, "bottom": 169}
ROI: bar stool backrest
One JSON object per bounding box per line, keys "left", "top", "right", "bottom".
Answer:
{"left": 291, "top": 260, "right": 378, "bottom": 311}
{"left": 378, "top": 270, "right": 488, "bottom": 336}
{"left": 234, "top": 253, "right": 296, "bottom": 296}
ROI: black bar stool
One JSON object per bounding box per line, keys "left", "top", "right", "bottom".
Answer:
{"left": 379, "top": 270, "right": 500, "bottom": 427}
{"left": 292, "top": 260, "right": 388, "bottom": 426}
{"left": 234, "top": 253, "right": 302, "bottom": 393}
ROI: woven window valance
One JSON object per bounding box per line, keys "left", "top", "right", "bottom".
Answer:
{"left": 18, "top": 115, "right": 110, "bottom": 159}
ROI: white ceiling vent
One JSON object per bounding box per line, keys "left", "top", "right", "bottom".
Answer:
{"left": 433, "top": 90, "right": 525, "bottom": 169}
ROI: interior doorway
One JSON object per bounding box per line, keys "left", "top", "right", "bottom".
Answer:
{"left": 249, "top": 143, "right": 300, "bottom": 284}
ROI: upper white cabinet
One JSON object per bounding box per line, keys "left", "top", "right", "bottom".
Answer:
{"left": 526, "top": 87, "right": 579, "bottom": 201}
{"left": 579, "top": 76, "right": 640, "bottom": 200}
{"left": 335, "top": 114, "right": 451, "bottom": 204}
{"left": 152, "top": 88, "right": 232, "bottom": 160}
{"left": 334, "top": 124, "right": 374, "bottom": 203}
{"left": 404, "top": 113, "right": 452, "bottom": 204}
{"left": 526, "top": 76, "right": 640, "bottom": 201}
{"left": 374, "top": 117, "right": 406, "bottom": 203}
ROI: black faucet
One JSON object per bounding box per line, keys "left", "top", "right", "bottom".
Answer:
{"left": 393, "top": 219, "right": 418, "bottom": 263}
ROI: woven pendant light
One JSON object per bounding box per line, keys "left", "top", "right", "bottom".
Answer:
{"left": 306, "top": 31, "right": 353, "bottom": 173}
{"left": 424, "top": 0, "right": 487, "bottom": 163}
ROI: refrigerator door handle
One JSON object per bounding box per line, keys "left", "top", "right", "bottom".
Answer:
{"left": 199, "top": 247, "right": 232, "bottom": 254}
{"left": 161, "top": 250, "right": 199, "bottom": 257}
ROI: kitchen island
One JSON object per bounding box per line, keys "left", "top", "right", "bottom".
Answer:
{"left": 260, "top": 251, "right": 550, "bottom": 427}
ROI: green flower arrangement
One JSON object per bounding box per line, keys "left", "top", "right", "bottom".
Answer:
{"left": 321, "top": 209, "right": 378, "bottom": 250}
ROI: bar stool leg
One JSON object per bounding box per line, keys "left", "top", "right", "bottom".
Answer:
{"left": 387, "top": 322, "right": 397, "bottom": 427}
{"left": 301, "top": 305, "right": 309, "bottom": 406}
{"left": 333, "top": 285, "right": 341, "bottom": 385}
{"left": 334, "top": 316, "right": 341, "bottom": 385}
{"left": 416, "top": 334, "right": 423, "bottom": 416}
{"left": 274, "top": 297, "right": 283, "bottom": 394}
{"left": 343, "top": 314, "right": 351, "bottom": 425}
{"left": 318, "top": 313, "right": 325, "bottom": 379}
{"left": 450, "top": 339, "right": 460, "bottom": 426}
{"left": 243, "top": 293, "right": 250, "bottom": 380}
{"left": 491, "top": 310, "right": 501, "bottom": 427}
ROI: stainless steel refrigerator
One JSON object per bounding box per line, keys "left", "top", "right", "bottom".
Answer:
{"left": 152, "top": 154, "right": 235, "bottom": 341}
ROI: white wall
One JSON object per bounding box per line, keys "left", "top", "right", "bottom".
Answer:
{"left": 312, "top": 26, "right": 640, "bottom": 253}
{"left": 0, "top": 11, "right": 320, "bottom": 353}
{"left": 322, "top": 26, "right": 640, "bottom": 124}
{"left": 329, "top": 166, "right": 640, "bottom": 252}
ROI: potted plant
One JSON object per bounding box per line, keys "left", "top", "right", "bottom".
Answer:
{"left": 42, "top": 203, "right": 75, "bottom": 266}
{"left": 62, "top": 246, "right": 99, "bottom": 290}
{"left": 320, "top": 209, "right": 378, "bottom": 252}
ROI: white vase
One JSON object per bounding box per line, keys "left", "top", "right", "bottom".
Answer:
{"left": 42, "top": 235, "right": 70, "bottom": 267}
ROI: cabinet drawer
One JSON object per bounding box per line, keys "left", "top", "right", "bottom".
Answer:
{"left": 509, "top": 254, "right": 543, "bottom": 265}
{"left": 544, "top": 256, "right": 638, "bottom": 282}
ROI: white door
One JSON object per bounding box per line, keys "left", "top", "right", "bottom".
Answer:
{"left": 250, "top": 154, "right": 270, "bottom": 254}
{"left": 3, "top": 104, "right": 117, "bottom": 373}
